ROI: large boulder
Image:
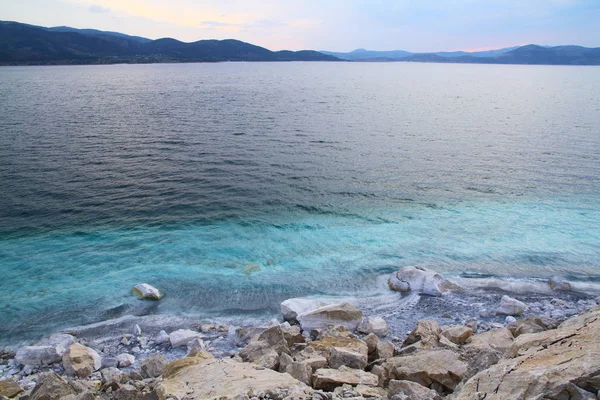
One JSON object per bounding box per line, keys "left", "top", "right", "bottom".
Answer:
{"left": 388, "top": 266, "right": 459, "bottom": 296}
{"left": 280, "top": 298, "right": 328, "bottom": 322}
{"left": 507, "top": 316, "right": 548, "bottom": 337}
{"left": 454, "top": 307, "right": 600, "bottom": 400}
{"left": 132, "top": 283, "right": 163, "bottom": 300}
{"left": 29, "top": 372, "right": 77, "bottom": 400}
{"left": 158, "top": 357, "right": 310, "bottom": 399}
{"left": 384, "top": 350, "right": 468, "bottom": 394}
{"left": 460, "top": 327, "right": 514, "bottom": 378}
{"left": 62, "top": 343, "right": 102, "bottom": 378}
{"left": 16, "top": 346, "right": 62, "bottom": 366}
{"left": 141, "top": 354, "right": 167, "bottom": 378}
{"left": 357, "top": 316, "right": 389, "bottom": 337}
{"left": 312, "top": 367, "right": 379, "bottom": 391}
{"left": 441, "top": 326, "right": 473, "bottom": 345}
{"left": 169, "top": 329, "right": 203, "bottom": 348}
{"left": 328, "top": 347, "right": 368, "bottom": 370}
{"left": 496, "top": 295, "right": 527, "bottom": 316}
{"left": 297, "top": 303, "right": 363, "bottom": 332}
{"left": 0, "top": 379, "right": 23, "bottom": 398}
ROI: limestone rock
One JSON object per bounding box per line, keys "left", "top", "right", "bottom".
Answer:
{"left": 279, "top": 352, "right": 294, "bottom": 372}
{"left": 328, "top": 347, "right": 367, "bottom": 370}
{"left": 375, "top": 341, "right": 395, "bottom": 360}
{"left": 16, "top": 346, "right": 62, "bottom": 366}
{"left": 388, "top": 379, "right": 442, "bottom": 400}
{"left": 403, "top": 320, "right": 441, "bottom": 347}
{"left": 29, "top": 372, "right": 77, "bottom": 400}
{"left": 310, "top": 335, "right": 368, "bottom": 360}
{"left": 507, "top": 316, "right": 548, "bottom": 337}
{"left": 155, "top": 330, "right": 170, "bottom": 345}
{"left": 280, "top": 322, "right": 306, "bottom": 347}
{"left": 286, "top": 362, "right": 313, "bottom": 385}
{"left": 255, "top": 349, "right": 280, "bottom": 370}
{"left": 357, "top": 316, "right": 388, "bottom": 337}
{"left": 387, "top": 266, "right": 459, "bottom": 296}
{"left": 460, "top": 327, "right": 514, "bottom": 378}
{"left": 384, "top": 350, "right": 468, "bottom": 393}
{"left": 356, "top": 384, "right": 388, "bottom": 398}
{"left": 62, "top": 343, "right": 102, "bottom": 378}
{"left": 280, "top": 298, "right": 327, "bottom": 322}
{"left": 496, "top": 295, "right": 527, "bottom": 316}
{"left": 364, "top": 333, "right": 379, "bottom": 354}
{"left": 297, "top": 303, "right": 363, "bottom": 332}
{"left": 549, "top": 276, "right": 572, "bottom": 291}
{"left": 312, "top": 366, "right": 379, "bottom": 391}
{"left": 159, "top": 357, "right": 310, "bottom": 399}
{"left": 441, "top": 326, "right": 473, "bottom": 345}
{"left": 37, "top": 333, "right": 75, "bottom": 357}
{"left": 115, "top": 353, "right": 135, "bottom": 368}
{"left": 455, "top": 307, "right": 600, "bottom": 400}
{"left": 0, "top": 379, "right": 23, "bottom": 398}
{"left": 132, "top": 283, "right": 163, "bottom": 300}
{"left": 141, "top": 354, "right": 167, "bottom": 378}
{"left": 371, "top": 365, "right": 388, "bottom": 387}
{"left": 168, "top": 329, "right": 203, "bottom": 348}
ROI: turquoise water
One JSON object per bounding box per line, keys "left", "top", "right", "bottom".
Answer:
{"left": 0, "top": 62, "right": 599, "bottom": 344}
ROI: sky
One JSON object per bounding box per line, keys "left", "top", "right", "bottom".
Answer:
{"left": 1, "top": 0, "right": 599, "bottom": 52}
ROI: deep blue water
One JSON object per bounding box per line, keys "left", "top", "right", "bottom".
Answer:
{"left": 0, "top": 62, "right": 599, "bottom": 345}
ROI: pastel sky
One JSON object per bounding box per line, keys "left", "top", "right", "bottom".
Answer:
{"left": 2, "top": 0, "right": 599, "bottom": 51}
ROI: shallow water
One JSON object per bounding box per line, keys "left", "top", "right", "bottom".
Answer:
{"left": 0, "top": 62, "right": 599, "bottom": 345}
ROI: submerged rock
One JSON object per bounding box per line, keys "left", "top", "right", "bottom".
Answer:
{"left": 388, "top": 266, "right": 459, "bottom": 296}
{"left": 132, "top": 283, "right": 163, "bottom": 300}
{"left": 297, "top": 303, "right": 363, "bottom": 332}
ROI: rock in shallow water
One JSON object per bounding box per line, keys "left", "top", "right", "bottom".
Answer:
{"left": 132, "top": 283, "right": 163, "bottom": 300}
{"left": 388, "top": 266, "right": 460, "bottom": 296}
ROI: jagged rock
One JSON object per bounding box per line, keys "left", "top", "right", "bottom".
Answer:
{"left": 280, "top": 322, "right": 306, "bottom": 347}
{"left": 115, "top": 353, "right": 135, "bottom": 368}
{"left": 356, "top": 384, "right": 388, "bottom": 398}
{"left": 312, "top": 366, "right": 379, "bottom": 391}
{"left": 384, "top": 350, "right": 468, "bottom": 393}
{"left": 0, "top": 379, "right": 23, "bottom": 398}
{"left": 62, "top": 343, "right": 102, "bottom": 378}
{"left": 387, "top": 266, "right": 459, "bottom": 296}
{"left": 279, "top": 352, "right": 294, "bottom": 372}
{"left": 132, "top": 283, "right": 163, "bottom": 300}
{"left": 375, "top": 341, "right": 395, "bottom": 360}
{"left": 310, "top": 335, "right": 368, "bottom": 359}
{"left": 141, "top": 354, "right": 167, "bottom": 378}
{"left": 455, "top": 307, "right": 600, "bottom": 399}
{"left": 294, "top": 347, "right": 328, "bottom": 371}
{"left": 507, "top": 316, "right": 548, "bottom": 337}
{"left": 29, "top": 372, "right": 77, "bottom": 400}
{"left": 364, "top": 333, "right": 379, "bottom": 355}
{"left": 441, "top": 326, "right": 473, "bottom": 345}
{"left": 357, "top": 317, "right": 388, "bottom": 337}
{"left": 158, "top": 357, "right": 310, "bottom": 399}
{"left": 286, "top": 362, "right": 313, "bottom": 385}
{"left": 496, "top": 295, "right": 527, "bottom": 316}
{"left": 328, "top": 347, "right": 367, "bottom": 370}
{"left": 255, "top": 349, "right": 280, "bottom": 370}
{"left": 162, "top": 352, "right": 214, "bottom": 379}
{"left": 16, "top": 346, "right": 62, "bottom": 366}
{"left": 168, "top": 329, "right": 203, "bottom": 348}
{"left": 403, "top": 320, "right": 441, "bottom": 347}
{"left": 280, "top": 298, "right": 328, "bottom": 322}
{"left": 460, "top": 327, "right": 514, "bottom": 378}
{"left": 388, "top": 379, "right": 442, "bottom": 400}
{"left": 256, "top": 325, "right": 290, "bottom": 355}
{"left": 297, "top": 303, "right": 363, "bottom": 332}
{"left": 371, "top": 365, "right": 388, "bottom": 387}
{"left": 154, "top": 330, "right": 170, "bottom": 345}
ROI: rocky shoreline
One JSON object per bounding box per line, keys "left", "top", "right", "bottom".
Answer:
{"left": 1, "top": 267, "right": 599, "bottom": 399}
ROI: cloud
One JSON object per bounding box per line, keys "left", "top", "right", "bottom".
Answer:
{"left": 88, "top": 4, "right": 110, "bottom": 13}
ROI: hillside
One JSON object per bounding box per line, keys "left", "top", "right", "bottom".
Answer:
{"left": 0, "top": 21, "right": 339, "bottom": 64}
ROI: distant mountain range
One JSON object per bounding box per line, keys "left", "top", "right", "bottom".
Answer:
{"left": 321, "top": 45, "right": 600, "bottom": 65}
{"left": 0, "top": 21, "right": 338, "bottom": 64}
{"left": 1, "top": 21, "right": 599, "bottom": 66}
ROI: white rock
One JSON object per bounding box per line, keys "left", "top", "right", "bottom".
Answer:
{"left": 132, "top": 324, "right": 142, "bottom": 336}
{"left": 280, "top": 298, "right": 327, "bottom": 321}
{"left": 37, "top": 334, "right": 75, "bottom": 357}
{"left": 297, "top": 303, "right": 363, "bottom": 332}
{"left": 505, "top": 316, "right": 517, "bottom": 325}
{"left": 497, "top": 295, "right": 527, "bottom": 316}
{"left": 116, "top": 353, "right": 135, "bottom": 368}
{"left": 132, "top": 283, "right": 163, "bottom": 300}
{"left": 155, "top": 330, "right": 170, "bottom": 344}
{"left": 169, "top": 329, "right": 203, "bottom": 348}
{"left": 357, "top": 316, "right": 389, "bottom": 337}
{"left": 16, "top": 346, "right": 62, "bottom": 366}
{"left": 388, "top": 266, "right": 459, "bottom": 296}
